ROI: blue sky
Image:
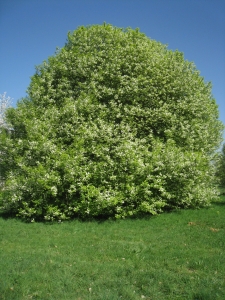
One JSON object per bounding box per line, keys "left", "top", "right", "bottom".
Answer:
{"left": 0, "top": 0, "right": 225, "bottom": 142}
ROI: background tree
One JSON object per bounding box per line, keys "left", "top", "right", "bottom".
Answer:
{"left": 215, "top": 143, "right": 225, "bottom": 190}
{"left": 0, "top": 92, "right": 12, "bottom": 129}
{"left": 0, "top": 92, "right": 12, "bottom": 188}
{"left": 0, "top": 24, "right": 224, "bottom": 221}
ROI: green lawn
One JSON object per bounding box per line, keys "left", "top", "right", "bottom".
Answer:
{"left": 0, "top": 196, "right": 225, "bottom": 300}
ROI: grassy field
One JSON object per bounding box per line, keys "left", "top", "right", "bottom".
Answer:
{"left": 0, "top": 196, "right": 224, "bottom": 300}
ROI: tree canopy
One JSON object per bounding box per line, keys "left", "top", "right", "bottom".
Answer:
{"left": 0, "top": 24, "right": 224, "bottom": 221}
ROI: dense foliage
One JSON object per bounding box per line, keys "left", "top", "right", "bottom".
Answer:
{"left": 0, "top": 24, "right": 224, "bottom": 221}
{"left": 216, "top": 143, "right": 225, "bottom": 189}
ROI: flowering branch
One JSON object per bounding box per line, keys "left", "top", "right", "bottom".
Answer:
{"left": 0, "top": 92, "right": 12, "bottom": 129}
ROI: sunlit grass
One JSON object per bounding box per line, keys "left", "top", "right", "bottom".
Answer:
{"left": 0, "top": 196, "right": 225, "bottom": 299}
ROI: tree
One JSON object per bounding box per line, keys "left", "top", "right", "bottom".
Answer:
{"left": 0, "top": 24, "right": 224, "bottom": 221}
{"left": 215, "top": 143, "right": 225, "bottom": 189}
{"left": 0, "top": 92, "right": 12, "bottom": 129}
{"left": 0, "top": 92, "right": 12, "bottom": 188}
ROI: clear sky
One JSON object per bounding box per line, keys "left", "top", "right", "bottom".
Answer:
{"left": 0, "top": 0, "right": 225, "bottom": 142}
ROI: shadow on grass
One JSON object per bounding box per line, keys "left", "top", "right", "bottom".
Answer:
{"left": 212, "top": 193, "right": 225, "bottom": 206}
{"left": 212, "top": 200, "right": 225, "bottom": 206}
{"left": 0, "top": 209, "right": 19, "bottom": 220}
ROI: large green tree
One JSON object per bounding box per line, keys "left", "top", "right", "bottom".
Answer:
{"left": 0, "top": 24, "right": 224, "bottom": 221}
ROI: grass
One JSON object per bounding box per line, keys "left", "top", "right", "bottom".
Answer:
{"left": 0, "top": 196, "right": 225, "bottom": 300}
